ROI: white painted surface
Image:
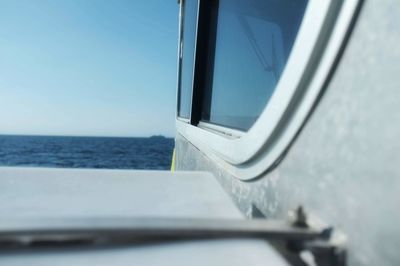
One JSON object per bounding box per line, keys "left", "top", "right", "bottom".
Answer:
{"left": 176, "top": 0, "right": 400, "bottom": 265}
{"left": 0, "top": 167, "right": 288, "bottom": 266}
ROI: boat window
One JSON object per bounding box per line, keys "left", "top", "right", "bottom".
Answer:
{"left": 200, "top": 0, "right": 308, "bottom": 131}
{"left": 176, "top": 0, "right": 360, "bottom": 179}
{"left": 177, "top": 0, "right": 199, "bottom": 119}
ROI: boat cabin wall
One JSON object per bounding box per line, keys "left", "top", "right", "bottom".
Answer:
{"left": 175, "top": 1, "right": 400, "bottom": 265}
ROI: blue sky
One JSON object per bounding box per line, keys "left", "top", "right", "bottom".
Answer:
{"left": 0, "top": 0, "right": 178, "bottom": 137}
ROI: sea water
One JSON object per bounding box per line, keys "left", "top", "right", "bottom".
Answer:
{"left": 0, "top": 135, "right": 174, "bottom": 170}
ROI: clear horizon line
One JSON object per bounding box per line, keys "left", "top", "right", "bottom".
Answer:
{"left": 0, "top": 133, "right": 175, "bottom": 139}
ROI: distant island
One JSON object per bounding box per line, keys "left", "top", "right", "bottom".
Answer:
{"left": 149, "top": 135, "right": 168, "bottom": 139}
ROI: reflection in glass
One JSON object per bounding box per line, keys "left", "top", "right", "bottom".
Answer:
{"left": 178, "top": 0, "right": 199, "bottom": 119}
{"left": 201, "top": 0, "right": 308, "bottom": 130}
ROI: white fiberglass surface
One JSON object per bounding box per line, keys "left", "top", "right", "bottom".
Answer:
{"left": 0, "top": 167, "right": 289, "bottom": 266}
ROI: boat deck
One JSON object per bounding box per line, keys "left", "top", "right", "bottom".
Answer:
{"left": 0, "top": 167, "right": 287, "bottom": 266}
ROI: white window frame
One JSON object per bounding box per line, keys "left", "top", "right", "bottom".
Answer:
{"left": 176, "top": 0, "right": 362, "bottom": 180}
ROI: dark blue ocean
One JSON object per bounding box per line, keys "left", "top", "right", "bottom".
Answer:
{"left": 0, "top": 135, "right": 174, "bottom": 170}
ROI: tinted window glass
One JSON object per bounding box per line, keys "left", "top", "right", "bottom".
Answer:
{"left": 178, "top": 0, "right": 199, "bottom": 118}
{"left": 201, "top": 0, "right": 308, "bottom": 130}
